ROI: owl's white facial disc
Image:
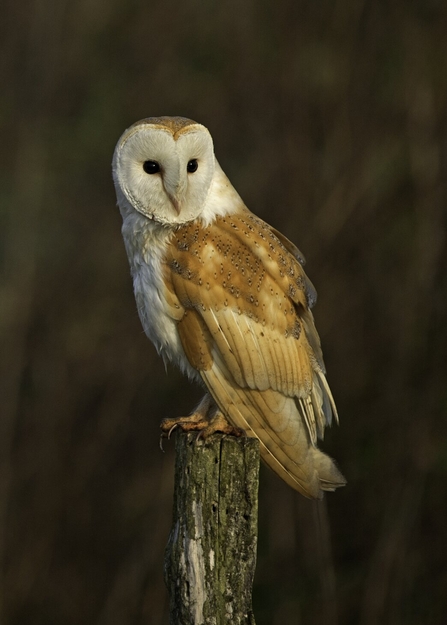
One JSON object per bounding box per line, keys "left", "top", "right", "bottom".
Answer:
{"left": 113, "top": 120, "right": 215, "bottom": 225}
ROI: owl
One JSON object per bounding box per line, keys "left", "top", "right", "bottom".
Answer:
{"left": 113, "top": 116, "right": 345, "bottom": 498}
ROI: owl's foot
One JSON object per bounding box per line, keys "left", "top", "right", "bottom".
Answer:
{"left": 199, "top": 411, "right": 244, "bottom": 439}
{"left": 161, "top": 412, "right": 210, "bottom": 438}
{"left": 160, "top": 409, "right": 243, "bottom": 446}
{"left": 160, "top": 394, "right": 213, "bottom": 441}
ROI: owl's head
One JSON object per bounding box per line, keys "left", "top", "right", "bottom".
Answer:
{"left": 113, "top": 117, "right": 216, "bottom": 226}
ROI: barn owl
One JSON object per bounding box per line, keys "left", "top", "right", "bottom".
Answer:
{"left": 113, "top": 116, "right": 345, "bottom": 498}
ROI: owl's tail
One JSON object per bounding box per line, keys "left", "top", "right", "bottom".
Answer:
{"left": 202, "top": 364, "right": 346, "bottom": 498}
{"left": 260, "top": 442, "right": 346, "bottom": 497}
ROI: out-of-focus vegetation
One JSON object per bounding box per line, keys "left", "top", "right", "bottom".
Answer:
{"left": 1, "top": 1, "right": 446, "bottom": 623}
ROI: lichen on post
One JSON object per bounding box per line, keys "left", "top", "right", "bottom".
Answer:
{"left": 164, "top": 432, "right": 259, "bottom": 625}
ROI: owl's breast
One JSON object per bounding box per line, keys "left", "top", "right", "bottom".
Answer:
{"left": 121, "top": 213, "right": 198, "bottom": 380}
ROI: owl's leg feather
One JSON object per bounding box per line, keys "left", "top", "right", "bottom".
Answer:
{"left": 160, "top": 394, "right": 243, "bottom": 440}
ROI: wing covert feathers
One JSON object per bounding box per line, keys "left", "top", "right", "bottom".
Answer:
{"left": 167, "top": 209, "right": 345, "bottom": 497}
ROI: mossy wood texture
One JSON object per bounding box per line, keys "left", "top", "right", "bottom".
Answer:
{"left": 164, "top": 433, "right": 259, "bottom": 625}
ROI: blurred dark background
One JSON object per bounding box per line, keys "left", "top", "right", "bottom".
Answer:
{"left": 1, "top": 0, "right": 446, "bottom": 623}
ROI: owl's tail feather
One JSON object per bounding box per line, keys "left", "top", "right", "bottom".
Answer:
{"left": 202, "top": 360, "right": 346, "bottom": 499}
{"left": 246, "top": 423, "right": 346, "bottom": 497}
{"left": 309, "top": 447, "right": 346, "bottom": 492}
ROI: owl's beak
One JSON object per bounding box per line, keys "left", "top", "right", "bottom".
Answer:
{"left": 163, "top": 165, "right": 185, "bottom": 215}
{"left": 169, "top": 195, "right": 182, "bottom": 215}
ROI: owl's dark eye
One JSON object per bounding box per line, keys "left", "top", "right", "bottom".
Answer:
{"left": 187, "top": 159, "right": 198, "bottom": 173}
{"left": 143, "top": 160, "right": 160, "bottom": 174}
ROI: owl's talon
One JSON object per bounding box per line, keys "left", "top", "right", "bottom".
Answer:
{"left": 195, "top": 430, "right": 206, "bottom": 444}
{"left": 167, "top": 424, "right": 178, "bottom": 439}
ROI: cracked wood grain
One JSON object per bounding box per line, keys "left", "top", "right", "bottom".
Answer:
{"left": 164, "top": 432, "right": 259, "bottom": 625}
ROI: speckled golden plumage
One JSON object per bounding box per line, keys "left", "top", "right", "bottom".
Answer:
{"left": 165, "top": 212, "right": 312, "bottom": 385}
{"left": 161, "top": 210, "right": 344, "bottom": 497}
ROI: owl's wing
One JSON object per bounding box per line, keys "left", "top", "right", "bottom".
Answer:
{"left": 165, "top": 210, "right": 345, "bottom": 497}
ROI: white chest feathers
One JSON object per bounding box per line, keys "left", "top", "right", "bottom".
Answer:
{"left": 120, "top": 210, "right": 195, "bottom": 378}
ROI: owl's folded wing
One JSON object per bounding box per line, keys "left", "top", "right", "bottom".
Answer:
{"left": 165, "top": 212, "right": 345, "bottom": 496}
{"left": 201, "top": 348, "right": 344, "bottom": 496}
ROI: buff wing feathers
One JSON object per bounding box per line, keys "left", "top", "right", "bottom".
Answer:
{"left": 168, "top": 211, "right": 345, "bottom": 497}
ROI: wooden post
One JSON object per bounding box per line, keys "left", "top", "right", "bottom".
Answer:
{"left": 164, "top": 432, "right": 260, "bottom": 625}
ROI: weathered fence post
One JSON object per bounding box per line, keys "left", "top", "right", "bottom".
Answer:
{"left": 164, "top": 432, "right": 260, "bottom": 625}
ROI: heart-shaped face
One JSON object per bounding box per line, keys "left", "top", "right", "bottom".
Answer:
{"left": 113, "top": 116, "right": 216, "bottom": 226}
